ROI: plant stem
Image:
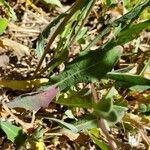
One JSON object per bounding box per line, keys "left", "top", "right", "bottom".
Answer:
{"left": 69, "top": 0, "right": 96, "bottom": 47}
{"left": 90, "top": 83, "right": 117, "bottom": 150}
{"left": 99, "top": 119, "right": 117, "bottom": 150}
{"left": 140, "top": 58, "right": 150, "bottom": 76}
{"left": 32, "top": 0, "right": 88, "bottom": 79}
{"left": 35, "top": 0, "right": 96, "bottom": 78}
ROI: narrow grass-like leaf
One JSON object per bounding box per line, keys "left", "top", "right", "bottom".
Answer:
{"left": 0, "top": 121, "right": 26, "bottom": 145}
{"left": 103, "top": 19, "right": 150, "bottom": 50}
{"left": 4, "top": 1, "right": 17, "bottom": 21}
{"left": 76, "top": 27, "right": 88, "bottom": 44}
{"left": 36, "top": 13, "right": 66, "bottom": 60}
{"left": 44, "top": 117, "right": 78, "bottom": 133}
{"left": 112, "top": 0, "right": 150, "bottom": 26}
{"left": 84, "top": 27, "right": 111, "bottom": 51}
{"left": 129, "top": 85, "right": 150, "bottom": 91}
{"left": 74, "top": 115, "right": 98, "bottom": 131}
{"left": 37, "top": 0, "right": 96, "bottom": 75}
{"left": 114, "top": 65, "right": 135, "bottom": 73}
{"left": 106, "top": 72, "right": 150, "bottom": 86}
{"left": 34, "top": 0, "right": 93, "bottom": 74}
{"left": 115, "top": 19, "right": 150, "bottom": 45}
{"left": 86, "top": 0, "right": 150, "bottom": 52}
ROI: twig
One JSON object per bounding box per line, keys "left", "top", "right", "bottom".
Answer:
{"left": 2, "top": 101, "right": 31, "bottom": 131}
{"left": 90, "top": 83, "right": 99, "bottom": 103}
{"left": 139, "top": 129, "right": 150, "bottom": 145}
{"left": 2, "top": 101, "right": 35, "bottom": 132}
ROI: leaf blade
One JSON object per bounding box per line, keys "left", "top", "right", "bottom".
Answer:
{"left": 44, "top": 117, "right": 78, "bottom": 133}
{"left": 106, "top": 72, "right": 150, "bottom": 86}
{"left": 51, "top": 46, "right": 123, "bottom": 90}
{"left": 6, "top": 86, "right": 59, "bottom": 112}
{"left": 0, "top": 121, "right": 26, "bottom": 145}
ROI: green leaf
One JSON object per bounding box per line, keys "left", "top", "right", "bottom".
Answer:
{"left": 32, "top": 127, "right": 44, "bottom": 140}
{"left": 89, "top": 128, "right": 110, "bottom": 150}
{"left": 105, "top": 86, "right": 118, "bottom": 99}
{"left": 51, "top": 46, "right": 123, "bottom": 90}
{"left": 44, "top": 117, "right": 78, "bottom": 133}
{"left": 115, "top": 19, "right": 150, "bottom": 45}
{"left": 112, "top": 0, "right": 150, "bottom": 26}
{"left": 111, "top": 105, "right": 127, "bottom": 124}
{"left": 103, "top": 19, "right": 150, "bottom": 51}
{"left": 74, "top": 115, "right": 98, "bottom": 131}
{"left": 6, "top": 86, "right": 59, "bottom": 112}
{"left": 36, "top": 13, "right": 66, "bottom": 62}
{"left": 93, "top": 97, "right": 118, "bottom": 122}
{"left": 139, "top": 103, "right": 147, "bottom": 113}
{"left": 0, "top": 121, "right": 26, "bottom": 145}
{"left": 76, "top": 27, "right": 88, "bottom": 44}
{"left": 0, "top": 0, "right": 4, "bottom": 4}
{"left": 0, "top": 18, "right": 8, "bottom": 35}
{"left": 90, "top": 135, "right": 110, "bottom": 150}
{"left": 90, "top": 0, "right": 150, "bottom": 53}
{"left": 106, "top": 72, "right": 150, "bottom": 87}
{"left": 56, "top": 89, "right": 93, "bottom": 108}
{"left": 96, "top": 109, "right": 118, "bottom": 122}
{"left": 42, "top": 0, "right": 62, "bottom": 7}
{"left": 93, "top": 87, "right": 127, "bottom": 123}
{"left": 94, "top": 98, "right": 112, "bottom": 113}
{"left": 129, "top": 85, "right": 150, "bottom": 91}
{"left": 3, "top": 1, "right": 17, "bottom": 21}
{"left": 49, "top": 46, "right": 122, "bottom": 122}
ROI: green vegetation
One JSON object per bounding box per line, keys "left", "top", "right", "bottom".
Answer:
{"left": 0, "top": 0, "right": 150, "bottom": 149}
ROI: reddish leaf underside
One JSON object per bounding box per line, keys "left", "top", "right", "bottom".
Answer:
{"left": 7, "top": 86, "right": 59, "bottom": 112}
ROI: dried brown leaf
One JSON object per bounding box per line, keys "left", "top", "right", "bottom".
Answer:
{"left": 0, "top": 39, "right": 30, "bottom": 59}
{"left": 0, "top": 54, "right": 9, "bottom": 68}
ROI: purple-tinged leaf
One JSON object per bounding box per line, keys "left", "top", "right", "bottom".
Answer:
{"left": 7, "top": 86, "right": 59, "bottom": 112}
